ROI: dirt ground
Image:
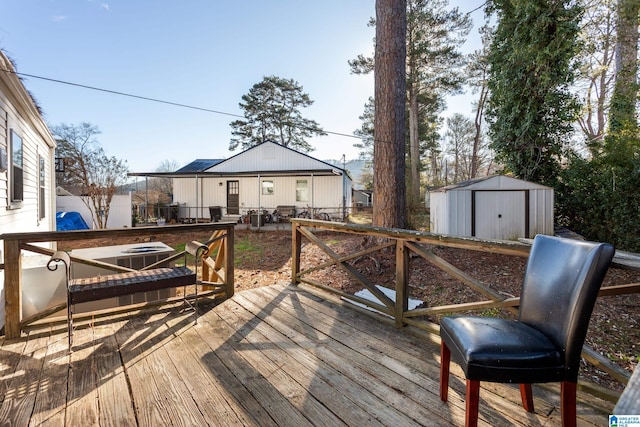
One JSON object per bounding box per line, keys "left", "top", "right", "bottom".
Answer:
{"left": 64, "top": 228, "right": 639, "bottom": 393}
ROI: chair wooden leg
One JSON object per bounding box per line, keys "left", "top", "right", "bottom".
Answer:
{"left": 440, "top": 341, "right": 451, "bottom": 401}
{"left": 466, "top": 379, "right": 480, "bottom": 427}
{"left": 67, "top": 295, "right": 73, "bottom": 352}
{"left": 520, "top": 383, "right": 534, "bottom": 412}
{"left": 561, "top": 381, "right": 577, "bottom": 427}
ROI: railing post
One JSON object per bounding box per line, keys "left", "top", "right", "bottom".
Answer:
{"left": 4, "top": 238, "right": 22, "bottom": 338}
{"left": 292, "top": 221, "right": 302, "bottom": 285}
{"left": 395, "top": 239, "right": 409, "bottom": 328}
{"left": 225, "top": 224, "right": 234, "bottom": 298}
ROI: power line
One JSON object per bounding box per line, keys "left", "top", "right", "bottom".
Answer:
{"left": 1, "top": 67, "right": 363, "bottom": 141}
{"left": 6, "top": 68, "right": 244, "bottom": 119}
{"left": 465, "top": 1, "right": 488, "bottom": 16}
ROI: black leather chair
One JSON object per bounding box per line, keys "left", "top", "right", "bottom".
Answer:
{"left": 439, "top": 234, "right": 614, "bottom": 427}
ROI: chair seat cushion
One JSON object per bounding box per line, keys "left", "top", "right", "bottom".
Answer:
{"left": 440, "top": 316, "right": 564, "bottom": 383}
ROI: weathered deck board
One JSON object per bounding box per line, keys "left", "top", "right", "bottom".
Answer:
{"left": 242, "top": 285, "right": 542, "bottom": 426}
{"left": 162, "top": 317, "right": 260, "bottom": 427}
{"left": 0, "top": 284, "right": 614, "bottom": 427}
{"left": 29, "top": 329, "right": 68, "bottom": 427}
{"left": 0, "top": 328, "right": 52, "bottom": 427}
{"left": 232, "top": 289, "right": 441, "bottom": 426}
{"left": 93, "top": 321, "right": 137, "bottom": 427}
{"left": 213, "top": 297, "right": 391, "bottom": 427}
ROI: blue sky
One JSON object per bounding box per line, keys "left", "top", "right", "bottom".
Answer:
{"left": 1, "top": 1, "right": 484, "bottom": 174}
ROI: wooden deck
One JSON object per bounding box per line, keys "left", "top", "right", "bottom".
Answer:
{"left": 0, "top": 283, "right": 613, "bottom": 426}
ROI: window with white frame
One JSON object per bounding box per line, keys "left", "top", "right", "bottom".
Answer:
{"left": 10, "top": 130, "right": 23, "bottom": 204}
{"left": 296, "top": 179, "right": 308, "bottom": 202}
{"left": 39, "top": 155, "right": 46, "bottom": 219}
{"left": 261, "top": 180, "right": 274, "bottom": 195}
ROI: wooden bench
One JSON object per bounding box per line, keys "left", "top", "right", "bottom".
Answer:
{"left": 47, "top": 241, "right": 209, "bottom": 351}
{"left": 276, "top": 205, "right": 297, "bottom": 222}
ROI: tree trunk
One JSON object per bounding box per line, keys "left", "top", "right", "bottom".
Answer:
{"left": 609, "top": 0, "right": 639, "bottom": 133}
{"left": 471, "top": 82, "right": 488, "bottom": 178}
{"left": 408, "top": 83, "right": 420, "bottom": 208}
{"left": 374, "top": 0, "right": 407, "bottom": 228}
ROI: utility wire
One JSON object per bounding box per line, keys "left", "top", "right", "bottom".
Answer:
{"left": 2, "top": 4, "right": 488, "bottom": 150}
{"left": 465, "top": 1, "right": 488, "bottom": 16}
{"left": 1, "top": 67, "right": 364, "bottom": 141}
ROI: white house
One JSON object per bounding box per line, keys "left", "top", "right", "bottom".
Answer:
{"left": 1, "top": 50, "right": 58, "bottom": 330}
{"left": 429, "top": 175, "right": 554, "bottom": 240}
{"left": 167, "top": 141, "right": 352, "bottom": 221}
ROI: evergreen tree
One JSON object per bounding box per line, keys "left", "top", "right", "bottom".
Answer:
{"left": 229, "top": 76, "right": 326, "bottom": 152}
{"left": 486, "top": 0, "right": 582, "bottom": 186}
{"left": 374, "top": 0, "right": 407, "bottom": 228}
{"left": 350, "top": 0, "right": 470, "bottom": 206}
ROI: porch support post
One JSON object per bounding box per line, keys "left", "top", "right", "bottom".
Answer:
{"left": 4, "top": 238, "right": 22, "bottom": 338}
{"left": 395, "top": 239, "right": 409, "bottom": 328}
{"left": 311, "top": 174, "right": 314, "bottom": 211}
{"left": 224, "top": 224, "right": 235, "bottom": 298}
{"left": 291, "top": 222, "right": 302, "bottom": 285}
{"left": 145, "top": 176, "right": 149, "bottom": 224}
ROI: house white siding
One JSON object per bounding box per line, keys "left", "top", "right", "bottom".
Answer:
{"left": 209, "top": 143, "right": 335, "bottom": 173}
{"left": 170, "top": 142, "right": 352, "bottom": 220}
{"left": 173, "top": 175, "right": 350, "bottom": 217}
{"left": 1, "top": 50, "right": 57, "bottom": 331}
{"left": 0, "top": 98, "right": 56, "bottom": 235}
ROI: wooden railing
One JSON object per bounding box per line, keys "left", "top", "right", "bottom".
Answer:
{"left": 291, "top": 218, "right": 640, "bottom": 398}
{"left": 2, "top": 222, "right": 235, "bottom": 339}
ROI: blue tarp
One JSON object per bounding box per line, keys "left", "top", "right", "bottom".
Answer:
{"left": 56, "top": 211, "right": 90, "bottom": 231}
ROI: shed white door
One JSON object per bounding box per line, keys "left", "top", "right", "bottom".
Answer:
{"left": 474, "top": 191, "right": 526, "bottom": 240}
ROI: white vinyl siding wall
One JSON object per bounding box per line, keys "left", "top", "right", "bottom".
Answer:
{"left": 210, "top": 143, "right": 334, "bottom": 174}
{"left": 173, "top": 175, "right": 349, "bottom": 216}
{"left": 170, "top": 142, "right": 351, "bottom": 220}
{"left": 0, "top": 97, "right": 55, "bottom": 235}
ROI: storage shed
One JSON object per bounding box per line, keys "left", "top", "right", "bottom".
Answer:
{"left": 429, "top": 175, "right": 554, "bottom": 240}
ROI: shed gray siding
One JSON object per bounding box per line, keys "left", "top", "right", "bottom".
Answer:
{"left": 429, "top": 176, "right": 554, "bottom": 240}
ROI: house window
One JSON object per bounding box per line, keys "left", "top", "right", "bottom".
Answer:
{"left": 262, "top": 180, "right": 274, "bottom": 195}
{"left": 296, "top": 179, "right": 308, "bottom": 202}
{"left": 10, "top": 130, "right": 23, "bottom": 204}
{"left": 39, "top": 155, "right": 46, "bottom": 219}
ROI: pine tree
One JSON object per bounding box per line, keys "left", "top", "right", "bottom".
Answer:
{"left": 373, "top": 0, "right": 407, "bottom": 228}
{"left": 229, "top": 76, "right": 326, "bottom": 153}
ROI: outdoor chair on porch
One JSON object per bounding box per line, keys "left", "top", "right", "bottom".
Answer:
{"left": 47, "top": 241, "right": 209, "bottom": 351}
{"left": 439, "top": 234, "right": 614, "bottom": 427}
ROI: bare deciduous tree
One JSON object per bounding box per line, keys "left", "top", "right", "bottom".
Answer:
{"left": 52, "top": 122, "right": 129, "bottom": 229}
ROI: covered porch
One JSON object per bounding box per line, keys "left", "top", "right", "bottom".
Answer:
{"left": 0, "top": 283, "right": 612, "bottom": 426}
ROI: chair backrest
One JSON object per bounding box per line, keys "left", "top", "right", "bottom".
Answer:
{"left": 518, "top": 234, "right": 614, "bottom": 381}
